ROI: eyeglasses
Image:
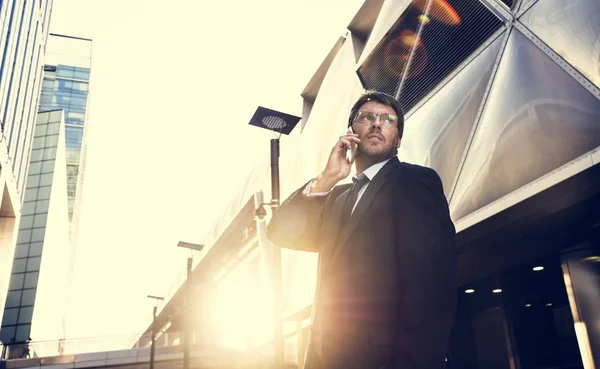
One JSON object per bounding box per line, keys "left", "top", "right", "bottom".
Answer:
{"left": 353, "top": 111, "right": 399, "bottom": 126}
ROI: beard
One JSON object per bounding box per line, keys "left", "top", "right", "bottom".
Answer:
{"left": 357, "top": 137, "right": 399, "bottom": 163}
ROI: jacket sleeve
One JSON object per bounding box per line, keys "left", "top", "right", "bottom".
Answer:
{"left": 266, "top": 180, "right": 330, "bottom": 253}
{"left": 390, "top": 167, "right": 457, "bottom": 369}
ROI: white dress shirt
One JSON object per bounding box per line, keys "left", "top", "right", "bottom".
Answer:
{"left": 304, "top": 158, "right": 392, "bottom": 214}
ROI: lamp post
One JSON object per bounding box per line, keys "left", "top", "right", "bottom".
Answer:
{"left": 249, "top": 107, "right": 301, "bottom": 369}
{"left": 176, "top": 241, "right": 204, "bottom": 369}
{"left": 147, "top": 295, "right": 164, "bottom": 369}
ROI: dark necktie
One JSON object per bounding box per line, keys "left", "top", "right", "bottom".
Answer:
{"left": 341, "top": 173, "right": 370, "bottom": 225}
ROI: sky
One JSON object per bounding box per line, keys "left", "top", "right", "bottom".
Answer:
{"left": 48, "top": 0, "right": 365, "bottom": 340}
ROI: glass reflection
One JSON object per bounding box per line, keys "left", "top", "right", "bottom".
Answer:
{"left": 358, "top": 0, "right": 502, "bottom": 111}
{"left": 451, "top": 30, "right": 600, "bottom": 221}
{"left": 399, "top": 33, "right": 504, "bottom": 195}
{"left": 520, "top": 0, "right": 600, "bottom": 89}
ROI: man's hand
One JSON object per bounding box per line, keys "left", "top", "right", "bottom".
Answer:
{"left": 310, "top": 131, "right": 361, "bottom": 193}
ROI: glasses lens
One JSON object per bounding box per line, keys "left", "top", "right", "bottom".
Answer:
{"left": 357, "top": 111, "right": 375, "bottom": 123}
{"left": 382, "top": 114, "right": 398, "bottom": 124}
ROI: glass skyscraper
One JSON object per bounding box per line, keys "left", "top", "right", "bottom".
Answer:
{"left": 1, "top": 34, "right": 92, "bottom": 358}
{"left": 0, "top": 0, "right": 54, "bottom": 349}
{"left": 38, "top": 34, "right": 92, "bottom": 223}
{"left": 0, "top": 110, "right": 70, "bottom": 358}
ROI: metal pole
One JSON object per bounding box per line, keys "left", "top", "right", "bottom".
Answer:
{"left": 270, "top": 138, "right": 284, "bottom": 369}
{"left": 184, "top": 257, "right": 192, "bottom": 369}
{"left": 270, "top": 138, "right": 280, "bottom": 207}
{"left": 150, "top": 306, "right": 157, "bottom": 369}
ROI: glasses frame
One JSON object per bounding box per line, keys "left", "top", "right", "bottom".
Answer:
{"left": 353, "top": 111, "right": 399, "bottom": 127}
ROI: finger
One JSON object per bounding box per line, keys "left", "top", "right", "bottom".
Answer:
{"left": 339, "top": 135, "right": 360, "bottom": 144}
{"left": 339, "top": 138, "right": 354, "bottom": 152}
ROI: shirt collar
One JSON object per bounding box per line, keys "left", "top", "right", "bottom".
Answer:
{"left": 354, "top": 158, "right": 392, "bottom": 182}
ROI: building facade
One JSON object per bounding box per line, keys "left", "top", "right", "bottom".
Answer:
{"left": 0, "top": 110, "right": 69, "bottom": 358}
{"left": 0, "top": 33, "right": 92, "bottom": 358}
{"left": 38, "top": 33, "right": 92, "bottom": 225}
{"left": 144, "top": 0, "right": 600, "bottom": 368}
{"left": 0, "top": 0, "right": 54, "bottom": 344}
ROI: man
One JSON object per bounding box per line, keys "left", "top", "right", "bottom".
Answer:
{"left": 267, "top": 91, "right": 456, "bottom": 369}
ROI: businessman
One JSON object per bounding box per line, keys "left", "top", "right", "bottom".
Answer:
{"left": 267, "top": 91, "right": 457, "bottom": 369}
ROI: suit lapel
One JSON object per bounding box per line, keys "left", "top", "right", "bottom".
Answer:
{"left": 325, "top": 158, "right": 400, "bottom": 272}
{"left": 319, "top": 191, "right": 348, "bottom": 271}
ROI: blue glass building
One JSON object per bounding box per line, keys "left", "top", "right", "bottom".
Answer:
{"left": 38, "top": 54, "right": 91, "bottom": 221}
{"left": 1, "top": 33, "right": 91, "bottom": 358}
{"left": 0, "top": 0, "right": 54, "bottom": 351}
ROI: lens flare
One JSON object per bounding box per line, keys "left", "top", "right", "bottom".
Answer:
{"left": 411, "top": 0, "right": 461, "bottom": 26}
{"left": 383, "top": 31, "right": 428, "bottom": 79}
{"left": 418, "top": 14, "right": 431, "bottom": 24}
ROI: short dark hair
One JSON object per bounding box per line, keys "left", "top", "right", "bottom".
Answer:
{"left": 348, "top": 91, "right": 405, "bottom": 138}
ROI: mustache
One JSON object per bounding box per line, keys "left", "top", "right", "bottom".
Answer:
{"left": 365, "top": 132, "right": 384, "bottom": 141}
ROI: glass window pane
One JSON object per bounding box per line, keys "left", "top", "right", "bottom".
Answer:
{"left": 49, "top": 110, "right": 62, "bottom": 122}
{"left": 29, "top": 149, "right": 43, "bottom": 163}
{"left": 74, "top": 82, "right": 88, "bottom": 91}
{"left": 19, "top": 215, "right": 34, "bottom": 229}
{"left": 26, "top": 257, "right": 41, "bottom": 272}
{"left": 12, "top": 259, "right": 27, "bottom": 273}
{"left": 37, "top": 110, "right": 50, "bottom": 125}
{"left": 45, "top": 134, "right": 59, "bottom": 147}
{"left": 14, "top": 244, "right": 29, "bottom": 259}
{"left": 450, "top": 30, "right": 600, "bottom": 220}
{"left": 29, "top": 242, "right": 43, "bottom": 257}
{"left": 33, "top": 213, "right": 47, "bottom": 228}
{"left": 15, "top": 324, "right": 31, "bottom": 342}
{"left": 26, "top": 174, "right": 40, "bottom": 188}
{"left": 0, "top": 326, "right": 16, "bottom": 343}
{"left": 34, "top": 123, "right": 47, "bottom": 137}
{"left": 43, "top": 147, "right": 57, "bottom": 161}
{"left": 36, "top": 200, "right": 50, "bottom": 213}
{"left": 5, "top": 291, "right": 22, "bottom": 308}
{"left": 74, "top": 70, "right": 90, "bottom": 80}
{"left": 37, "top": 186, "right": 51, "bottom": 200}
{"left": 23, "top": 272, "right": 39, "bottom": 289}
{"left": 23, "top": 188, "right": 37, "bottom": 202}
{"left": 46, "top": 123, "right": 60, "bottom": 135}
{"left": 39, "top": 173, "right": 53, "bottom": 187}
{"left": 32, "top": 136, "right": 45, "bottom": 149}
{"left": 21, "top": 289, "right": 36, "bottom": 306}
{"left": 8, "top": 274, "right": 25, "bottom": 291}
{"left": 520, "top": 0, "right": 600, "bottom": 89}
{"left": 21, "top": 202, "right": 36, "bottom": 215}
{"left": 2, "top": 308, "right": 19, "bottom": 325}
{"left": 57, "top": 67, "right": 74, "bottom": 78}
{"left": 31, "top": 228, "right": 45, "bottom": 242}
{"left": 28, "top": 162, "right": 42, "bottom": 175}
{"left": 17, "top": 230, "right": 32, "bottom": 244}
{"left": 17, "top": 307, "right": 33, "bottom": 325}
{"left": 65, "top": 127, "right": 83, "bottom": 149}
{"left": 41, "top": 160, "right": 55, "bottom": 174}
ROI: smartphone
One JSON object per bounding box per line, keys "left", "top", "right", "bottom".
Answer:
{"left": 346, "top": 127, "right": 357, "bottom": 164}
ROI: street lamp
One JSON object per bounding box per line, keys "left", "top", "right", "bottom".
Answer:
{"left": 249, "top": 106, "right": 301, "bottom": 369}
{"left": 177, "top": 241, "right": 204, "bottom": 369}
{"left": 147, "top": 295, "right": 164, "bottom": 369}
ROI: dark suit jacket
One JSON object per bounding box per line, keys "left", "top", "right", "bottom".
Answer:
{"left": 267, "top": 158, "right": 457, "bottom": 369}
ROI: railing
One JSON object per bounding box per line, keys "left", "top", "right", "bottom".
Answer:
{"left": 0, "top": 332, "right": 182, "bottom": 360}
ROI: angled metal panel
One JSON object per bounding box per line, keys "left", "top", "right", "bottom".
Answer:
{"left": 399, "top": 32, "right": 505, "bottom": 195}
{"left": 515, "top": 0, "right": 539, "bottom": 18}
{"left": 450, "top": 29, "right": 600, "bottom": 221}
{"left": 518, "top": 0, "right": 600, "bottom": 94}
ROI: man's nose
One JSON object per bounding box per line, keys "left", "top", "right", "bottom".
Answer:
{"left": 370, "top": 116, "right": 383, "bottom": 129}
